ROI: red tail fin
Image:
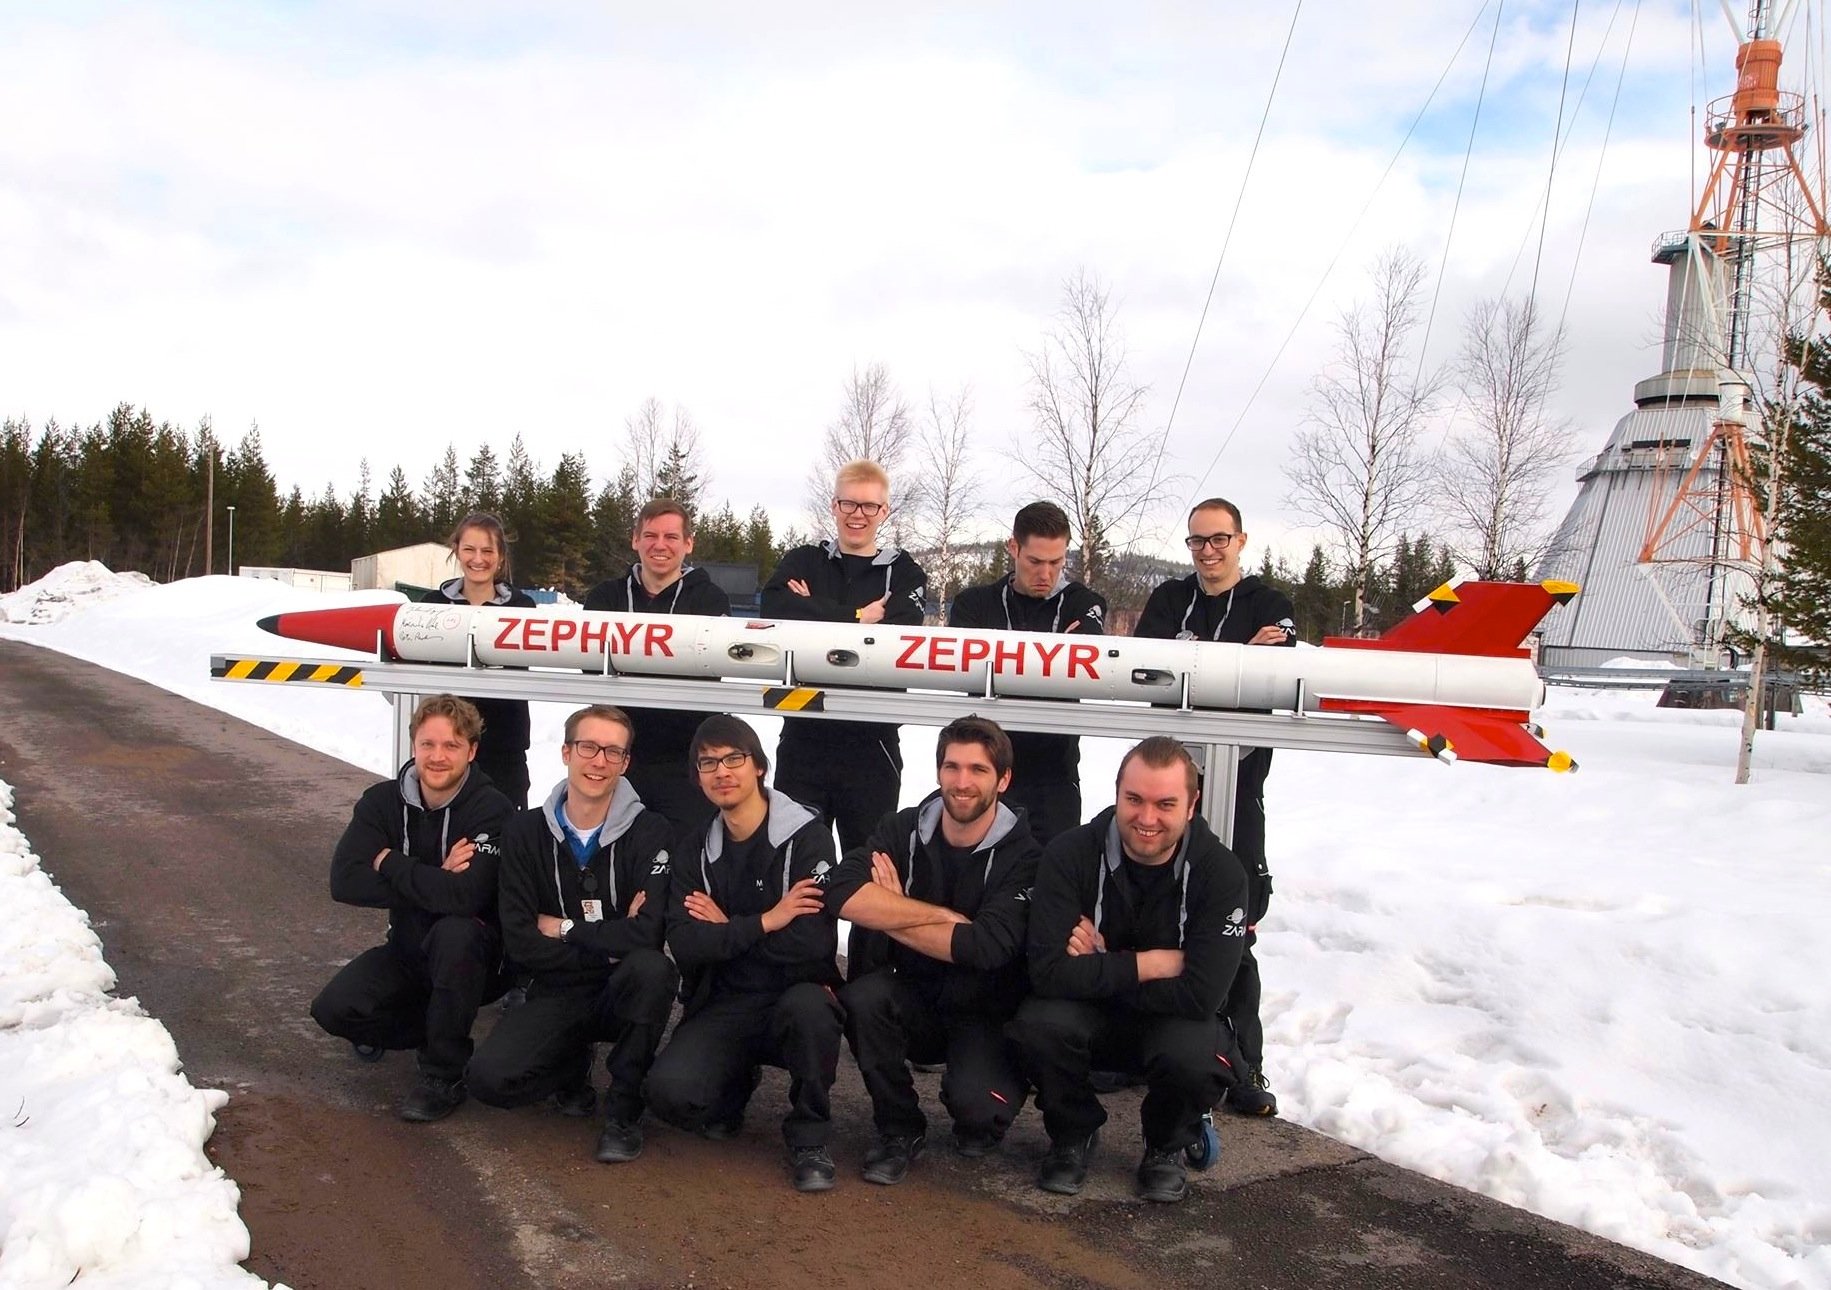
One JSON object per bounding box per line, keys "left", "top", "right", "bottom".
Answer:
{"left": 1325, "top": 580, "right": 1578, "bottom": 658}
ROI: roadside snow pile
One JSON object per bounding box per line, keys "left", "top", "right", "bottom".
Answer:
{"left": 0, "top": 780, "right": 272, "bottom": 1290}
{"left": 0, "top": 562, "right": 154, "bottom": 625}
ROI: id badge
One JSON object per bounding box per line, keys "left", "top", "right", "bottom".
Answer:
{"left": 580, "top": 899, "right": 604, "bottom": 923}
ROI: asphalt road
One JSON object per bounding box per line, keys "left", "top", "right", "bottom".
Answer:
{"left": 0, "top": 638, "right": 1726, "bottom": 1290}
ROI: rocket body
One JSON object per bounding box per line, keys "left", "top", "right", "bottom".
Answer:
{"left": 258, "top": 599, "right": 1544, "bottom": 716}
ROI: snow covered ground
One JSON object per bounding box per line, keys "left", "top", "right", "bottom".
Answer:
{"left": 2, "top": 563, "right": 1829, "bottom": 1290}
{"left": 0, "top": 778, "right": 271, "bottom": 1290}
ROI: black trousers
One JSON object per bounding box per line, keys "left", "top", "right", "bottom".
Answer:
{"left": 625, "top": 760, "right": 717, "bottom": 855}
{"left": 773, "top": 732, "right": 902, "bottom": 854}
{"left": 476, "top": 746, "right": 530, "bottom": 810}
{"left": 310, "top": 916, "right": 503, "bottom": 1081}
{"left": 645, "top": 983, "right": 844, "bottom": 1148}
{"left": 1002, "top": 774, "right": 1082, "bottom": 847}
{"left": 1225, "top": 748, "right": 1272, "bottom": 1069}
{"left": 1006, "top": 996, "right": 1237, "bottom": 1152}
{"left": 467, "top": 948, "right": 678, "bottom": 1121}
{"left": 839, "top": 969, "right": 1027, "bottom": 1141}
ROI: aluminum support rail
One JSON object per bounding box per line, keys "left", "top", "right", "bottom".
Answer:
{"left": 210, "top": 652, "right": 1426, "bottom": 843}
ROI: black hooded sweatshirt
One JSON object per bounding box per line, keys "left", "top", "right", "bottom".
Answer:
{"left": 497, "top": 777, "right": 674, "bottom": 992}
{"left": 665, "top": 793, "right": 842, "bottom": 1016}
{"left": 1133, "top": 573, "right": 1295, "bottom": 647}
{"left": 949, "top": 573, "right": 1107, "bottom": 779}
{"left": 1026, "top": 807, "right": 1247, "bottom": 1020}
{"left": 581, "top": 565, "right": 732, "bottom": 765}
{"left": 762, "top": 539, "right": 927, "bottom": 748}
{"left": 329, "top": 762, "right": 513, "bottom": 952}
{"left": 825, "top": 791, "right": 1041, "bottom": 1019}
{"left": 420, "top": 579, "right": 538, "bottom": 755}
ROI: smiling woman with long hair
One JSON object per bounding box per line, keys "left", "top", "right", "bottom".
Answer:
{"left": 419, "top": 512, "right": 537, "bottom": 807}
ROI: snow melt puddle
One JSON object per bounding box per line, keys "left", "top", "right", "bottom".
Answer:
{"left": 0, "top": 779, "right": 272, "bottom": 1290}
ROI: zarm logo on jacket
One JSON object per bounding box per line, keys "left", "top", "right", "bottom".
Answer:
{"left": 1223, "top": 907, "right": 1247, "bottom": 936}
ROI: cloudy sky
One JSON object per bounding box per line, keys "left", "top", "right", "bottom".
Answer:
{"left": 0, "top": 1, "right": 1806, "bottom": 560}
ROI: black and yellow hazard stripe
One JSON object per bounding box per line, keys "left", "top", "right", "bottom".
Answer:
{"left": 212, "top": 659, "right": 364, "bottom": 686}
{"left": 763, "top": 686, "right": 824, "bottom": 711}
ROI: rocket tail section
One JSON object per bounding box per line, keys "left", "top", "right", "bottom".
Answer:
{"left": 1322, "top": 699, "right": 1577, "bottom": 772}
{"left": 1326, "top": 579, "right": 1579, "bottom": 658}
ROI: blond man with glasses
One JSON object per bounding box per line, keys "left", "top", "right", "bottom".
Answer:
{"left": 761, "top": 459, "right": 928, "bottom": 855}
{"left": 467, "top": 705, "right": 678, "bottom": 1165}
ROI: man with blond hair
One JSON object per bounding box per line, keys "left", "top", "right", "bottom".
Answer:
{"left": 312, "top": 694, "right": 513, "bottom": 1123}
{"left": 761, "top": 459, "right": 928, "bottom": 852}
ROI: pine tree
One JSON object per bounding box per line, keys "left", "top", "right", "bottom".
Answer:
{"left": 538, "top": 452, "right": 594, "bottom": 591}
{"left": 587, "top": 467, "right": 638, "bottom": 583}
{"left": 421, "top": 446, "right": 463, "bottom": 537}
{"left": 1766, "top": 333, "right": 1831, "bottom": 679}
{"left": 463, "top": 444, "right": 502, "bottom": 513}
{"left": 1293, "top": 544, "right": 1336, "bottom": 643}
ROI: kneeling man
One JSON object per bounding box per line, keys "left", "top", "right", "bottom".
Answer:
{"left": 467, "top": 705, "right": 678, "bottom": 1163}
{"left": 827, "top": 715, "right": 1040, "bottom": 1183}
{"left": 645, "top": 716, "right": 845, "bottom": 1192}
{"left": 1007, "top": 736, "right": 1249, "bottom": 1203}
{"left": 312, "top": 694, "right": 512, "bottom": 1122}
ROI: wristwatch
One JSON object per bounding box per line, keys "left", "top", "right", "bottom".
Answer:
{"left": 559, "top": 918, "right": 575, "bottom": 940}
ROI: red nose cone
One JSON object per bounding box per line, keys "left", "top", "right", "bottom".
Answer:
{"left": 257, "top": 605, "right": 399, "bottom": 657}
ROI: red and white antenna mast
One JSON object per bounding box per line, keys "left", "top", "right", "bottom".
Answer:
{"left": 1638, "top": 0, "right": 1830, "bottom": 658}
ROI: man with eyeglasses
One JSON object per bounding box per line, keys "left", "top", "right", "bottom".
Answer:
{"left": 948, "top": 501, "right": 1108, "bottom": 844}
{"left": 825, "top": 715, "right": 1042, "bottom": 1183}
{"left": 645, "top": 716, "right": 846, "bottom": 1192}
{"left": 582, "top": 497, "right": 732, "bottom": 848}
{"left": 762, "top": 458, "right": 928, "bottom": 854}
{"left": 466, "top": 705, "right": 677, "bottom": 1163}
{"left": 1134, "top": 497, "right": 1295, "bottom": 1118}
{"left": 311, "top": 694, "right": 513, "bottom": 1123}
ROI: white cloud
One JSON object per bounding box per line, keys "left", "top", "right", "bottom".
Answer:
{"left": 0, "top": 1, "right": 1789, "bottom": 570}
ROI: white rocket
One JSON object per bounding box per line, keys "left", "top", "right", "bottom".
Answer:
{"left": 258, "top": 579, "right": 1579, "bottom": 770}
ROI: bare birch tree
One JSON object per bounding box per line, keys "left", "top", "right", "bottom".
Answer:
{"left": 806, "top": 363, "right": 914, "bottom": 529}
{"left": 1015, "top": 269, "right": 1160, "bottom": 589}
{"left": 623, "top": 397, "right": 709, "bottom": 510}
{"left": 901, "top": 385, "right": 985, "bottom": 611}
{"left": 1286, "top": 248, "right": 1441, "bottom": 633}
{"left": 1445, "top": 296, "right": 1574, "bottom": 578}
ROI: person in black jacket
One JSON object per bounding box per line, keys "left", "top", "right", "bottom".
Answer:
{"left": 421, "top": 512, "right": 538, "bottom": 807}
{"left": 827, "top": 715, "right": 1041, "bottom": 1184}
{"left": 1006, "top": 737, "right": 1250, "bottom": 1204}
{"left": 644, "top": 715, "right": 845, "bottom": 1192}
{"left": 761, "top": 459, "right": 927, "bottom": 853}
{"left": 310, "top": 694, "right": 513, "bottom": 1123}
{"left": 581, "top": 498, "right": 733, "bottom": 847}
{"left": 948, "top": 502, "right": 1107, "bottom": 844}
{"left": 466, "top": 705, "right": 678, "bottom": 1164}
{"left": 1134, "top": 497, "right": 1296, "bottom": 1118}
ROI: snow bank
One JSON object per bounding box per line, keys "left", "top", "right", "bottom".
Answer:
{"left": 0, "top": 562, "right": 154, "bottom": 626}
{"left": 0, "top": 780, "right": 271, "bottom": 1290}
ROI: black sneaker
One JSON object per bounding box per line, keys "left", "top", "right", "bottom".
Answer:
{"left": 861, "top": 1133, "right": 925, "bottom": 1185}
{"left": 594, "top": 1117, "right": 644, "bottom": 1163}
{"left": 1136, "top": 1145, "right": 1189, "bottom": 1203}
{"left": 790, "top": 1145, "right": 837, "bottom": 1192}
{"left": 1227, "top": 1067, "right": 1278, "bottom": 1117}
{"left": 1036, "top": 1130, "right": 1097, "bottom": 1195}
{"left": 399, "top": 1076, "right": 466, "bottom": 1123}
{"left": 553, "top": 1083, "right": 597, "bottom": 1118}
{"left": 952, "top": 1128, "right": 999, "bottom": 1159}
{"left": 351, "top": 1042, "right": 384, "bottom": 1063}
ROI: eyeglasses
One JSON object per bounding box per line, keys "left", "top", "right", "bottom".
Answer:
{"left": 569, "top": 740, "right": 630, "bottom": 764}
{"left": 695, "top": 750, "right": 753, "bottom": 773}
{"left": 1185, "top": 532, "right": 1239, "bottom": 552}
{"left": 834, "top": 499, "right": 886, "bottom": 517}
